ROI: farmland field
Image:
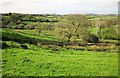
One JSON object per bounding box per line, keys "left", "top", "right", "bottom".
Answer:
{"left": 1, "top": 28, "right": 118, "bottom": 76}
{"left": 2, "top": 44, "right": 118, "bottom": 76}
{"left": 1, "top": 13, "right": 119, "bottom": 76}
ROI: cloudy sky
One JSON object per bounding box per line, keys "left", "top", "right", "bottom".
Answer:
{"left": 0, "top": 0, "right": 119, "bottom": 14}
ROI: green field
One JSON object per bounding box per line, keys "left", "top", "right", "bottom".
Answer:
{"left": 1, "top": 28, "right": 118, "bottom": 76}
{"left": 1, "top": 13, "right": 119, "bottom": 76}
{"left": 2, "top": 42, "right": 118, "bottom": 76}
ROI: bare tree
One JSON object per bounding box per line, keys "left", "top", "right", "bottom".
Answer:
{"left": 58, "top": 14, "right": 89, "bottom": 42}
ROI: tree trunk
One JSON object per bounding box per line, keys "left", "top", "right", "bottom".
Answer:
{"left": 67, "top": 35, "right": 72, "bottom": 42}
{"left": 67, "top": 39, "right": 70, "bottom": 42}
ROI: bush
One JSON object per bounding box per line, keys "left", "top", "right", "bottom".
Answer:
{"left": 83, "top": 34, "right": 99, "bottom": 43}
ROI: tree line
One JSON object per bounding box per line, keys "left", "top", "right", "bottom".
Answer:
{"left": 1, "top": 13, "right": 119, "bottom": 43}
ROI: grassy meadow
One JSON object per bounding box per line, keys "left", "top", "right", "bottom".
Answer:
{"left": 1, "top": 13, "right": 119, "bottom": 76}
{"left": 2, "top": 43, "right": 118, "bottom": 76}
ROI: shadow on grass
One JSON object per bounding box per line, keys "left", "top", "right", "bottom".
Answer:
{"left": 16, "top": 30, "right": 56, "bottom": 41}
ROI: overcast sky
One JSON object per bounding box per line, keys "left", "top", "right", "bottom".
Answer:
{"left": 0, "top": 0, "right": 119, "bottom": 14}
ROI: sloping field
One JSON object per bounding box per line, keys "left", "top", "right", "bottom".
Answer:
{"left": 1, "top": 29, "right": 118, "bottom": 76}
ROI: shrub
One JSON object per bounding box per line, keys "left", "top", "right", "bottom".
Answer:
{"left": 20, "top": 44, "right": 28, "bottom": 49}
{"left": 83, "top": 34, "right": 99, "bottom": 43}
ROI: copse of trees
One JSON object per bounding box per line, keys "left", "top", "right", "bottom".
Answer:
{"left": 90, "top": 16, "right": 118, "bottom": 28}
{"left": 2, "top": 13, "right": 59, "bottom": 29}
{"left": 2, "top": 13, "right": 23, "bottom": 28}
{"left": 2, "top": 16, "right": 11, "bottom": 28}
{"left": 95, "top": 17, "right": 118, "bottom": 40}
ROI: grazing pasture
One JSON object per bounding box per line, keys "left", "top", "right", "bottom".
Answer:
{"left": 1, "top": 13, "right": 119, "bottom": 76}
{"left": 2, "top": 42, "right": 118, "bottom": 76}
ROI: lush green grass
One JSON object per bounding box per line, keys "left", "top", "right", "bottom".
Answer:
{"left": 1, "top": 28, "right": 118, "bottom": 76}
{"left": 1, "top": 28, "right": 57, "bottom": 42}
{"left": 2, "top": 41, "right": 118, "bottom": 76}
{"left": 14, "top": 29, "right": 57, "bottom": 41}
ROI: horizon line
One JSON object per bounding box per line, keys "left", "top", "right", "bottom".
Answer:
{"left": 0, "top": 12, "right": 118, "bottom": 15}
